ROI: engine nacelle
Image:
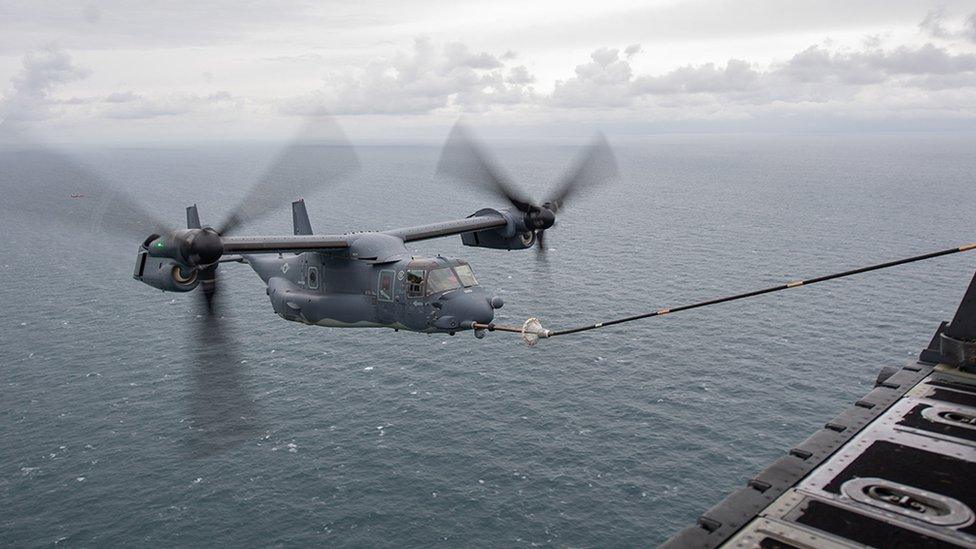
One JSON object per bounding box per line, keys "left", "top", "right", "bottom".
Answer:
{"left": 133, "top": 244, "right": 199, "bottom": 292}
{"left": 145, "top": 227, "right": 223, "bottom": 267}
{"left": 460, "top": 208, "right": 536, "bottom": 250}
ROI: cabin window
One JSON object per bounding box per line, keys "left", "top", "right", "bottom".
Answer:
{"left": 406, "top": 269, "right": 426, "bottom": 298}
{"left": 307, "top": 266, "right": 319, "bottom": 289}
{"left": 427, "top": 268, "right": 461, "bottom": 295}
{"left": 454, "top": 264, "right": 478, "bottom": 287}
{"left": 377, "top": 270, "right": 395, "bottom": 302}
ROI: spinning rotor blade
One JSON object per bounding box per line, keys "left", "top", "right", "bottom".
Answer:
{"left": 218, "top": 117, "right": 360, "bottom": 236}
{"left": 545, "top": 132, "right": 617, "bottom": 213}
{"left": 3, "top": 116, "right": 360, "bottom": 456}
{"left": 436, "top": 122, "right": 535, "bottom": 212}
{"left": 0, "top": 122, "right": 173, "bottom": 240}
{"left": 199, "top": 264, "right": 219, "bottom": 314}
{"left": 185, "top": 117, "right": 358, "bottom": 452}
{"left": 183, "top": 116, "right": 359, "bottom": 454}
{"left": 186, "top": 279, "right": 258, "bottom": 457}
{"left": 532, "top": 133, "right": 616, "bottom": 256}
{"left": 436, "top": 123, "right": 617, "bottom": 263}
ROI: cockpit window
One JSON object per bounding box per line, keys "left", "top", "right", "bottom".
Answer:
{"left": 455, "top": 264, "right": 478, "bottom": 287}
{"left": 426, "top": 268, "right": 461, "bottom": 295}
{"left": 406, "top": 269, "right": 425, "bottom": 298}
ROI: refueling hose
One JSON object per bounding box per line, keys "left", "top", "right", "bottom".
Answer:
{"left": 473, "top": 242, "right": 976, "bottom": 344}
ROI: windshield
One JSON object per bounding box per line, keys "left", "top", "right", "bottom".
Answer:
{"left": 455, "top": 264, "right": 478, "bottom": 287}
{"left": 427, "top": 267, "right": 461, "bottom": 295}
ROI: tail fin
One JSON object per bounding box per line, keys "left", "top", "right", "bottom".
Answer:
{"left": 187, "top": 204, "right": 202, "bottom": 229}
{"left": 292, "top": 199, "right": 313, "bottom": 235}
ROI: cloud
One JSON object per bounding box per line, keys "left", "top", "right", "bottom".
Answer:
{"left": 443, "top": 42, "right": 503, "bottom": 70}
{"left": 0, "top": 45, "right": 90, "bottom": 122}
{"left": 920, "top": 7, "right": 953, "bottom": 39}
{"left": 779, "top": 45, "right": 885, "bottom": 85}
{"left": 82, "top": 3, "right": 102, "bottom": 25}
{"left": 279, "top": 37, "right": 537, "bottom": 115}
{"left": 4, "top": 6, "right": 976, "bottom": 138}
{"left": 551, "top": 48, "right": 634, "bottom": 108}
{"left": 36, "top": 88, "right": 239, "bottom": 120}
{"left": 0, "top": 44, "right": 237, "bottom": 122}
{"left": 550, "top": 39, "right": 976, "bottom": 112}
{"left": 0, "top": 0, "right": 368, "bottom": 54}
{"left": 96, "top": 91, "right": 237, "bottom": 119}
{"left": 507, "top": 66, "right": 535, "bottom": 85}
{"left": 920, "top": 8, "right": 976, "bottom": 43}
{"left": 635, "top": 59, "right": 760, "bottom": 94}
{"left": 105, "top": 90, "right": 140, "bottom": 103}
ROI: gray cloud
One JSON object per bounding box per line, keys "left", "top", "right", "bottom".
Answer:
{"left": 0, "top": 42, "right": 242, "bottom": 123}
{"left": 3, "top": 0, "right": 972, "bottom": 58}
{"left": 483, "top": 0, "right": 976, "bottom": 57}
{"left": 443, "top": 42, "right": 503, "bottom": 70}
{"left": 507, "top": 65, "right": 534, "bottom": 85}
{"left": 0, "top": 0, "right": 372, "bottom": 53}
{"left": 280, "top": 37, "right": 537, "bottom": 116}
{"left": 551, "top": 41, "right": 976, "bottom": 110}
{"left": 0, "top": 45, "right": 90, "bottom": 121}
{"left": 920, "top": 7, "right": 953, "bottom": 39}
{"left": 105, "top": 90, "right": 139, "bottom": 103}
{"left": 920, "top": 8, "right": 976, "bottom": 43}
{"left": 11, "top": 36, "right": 974, "bottom": 125}
{"left": 635, "top": 59, "right": 760, "bottom": 95}
{"left": 550, "top": 48, "right": 634, "bottom": 108}
{"left": 96, "top": 91, "right": 237, "bottom": 119}
{"left": 3, "top": 6, "right": 976, "bottom": 137}
{"left": 82, "top": 3, "right": 101, "bottom": 24}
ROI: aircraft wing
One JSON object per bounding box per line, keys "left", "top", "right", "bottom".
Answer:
{"left": 221, "top": 234, "right": 350, "bottom": 253}
{"left": 221, "top": 210, "right": 509, "bottom": 252}
{"left": 384, "top": 211, "right": 508, "bottom": 243}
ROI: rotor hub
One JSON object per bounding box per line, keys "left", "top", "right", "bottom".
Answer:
{"left": 187, "top": 227, "right": 223, "bottom": 266}
{"left": 527, "top": 207, "right": 555, "bottom": 231}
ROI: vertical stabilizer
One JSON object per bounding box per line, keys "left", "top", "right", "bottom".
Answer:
{"left": 921, "top": 270, "right": 976, "bottom": 372}
{"left": 946, "top": 271, "right": 976, "bottom": 340}
{"left": 186, "top": 204, "right": 202, "bottom": 229}
{"left": 292, "top": 199, "right": 313, "bottom": 235}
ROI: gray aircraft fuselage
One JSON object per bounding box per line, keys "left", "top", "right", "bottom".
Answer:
{"left": 246, "top": 232, "right": 498, "bottom": 334}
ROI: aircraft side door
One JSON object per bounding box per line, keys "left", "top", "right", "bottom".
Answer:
{"left": 401, "top": 268, "right": 430, "bottom": 330}
{"left": 376, "top": 269, "right": 397, "bottom": 325}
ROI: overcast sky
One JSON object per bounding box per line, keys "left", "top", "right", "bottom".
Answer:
{"left": 1, "top": 0, "right": 975, "bottom": 142}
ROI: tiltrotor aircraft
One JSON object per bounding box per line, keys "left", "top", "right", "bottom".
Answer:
{"left": 132, "top": 123, "right": 617, "bottom": 340}
{"left": 0, "top": 118, "right": 613, "bottom": 452}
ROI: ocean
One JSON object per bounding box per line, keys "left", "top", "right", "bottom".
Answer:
{"left": 2, "top": 133, "right": 975, "bottom": 546}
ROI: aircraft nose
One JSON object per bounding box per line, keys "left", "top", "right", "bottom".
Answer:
{"left": 470, "top": 295, "right": 495, "bottom": 324}
{"left": 434, "top": 292, "right": 494, "bottom": 330}
{"left": 454, "top": 293, "right": 494, "bottom": 324}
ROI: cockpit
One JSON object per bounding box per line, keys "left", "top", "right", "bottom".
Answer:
{"left": 404, "top": 261, "right": 480, "bottom": 298}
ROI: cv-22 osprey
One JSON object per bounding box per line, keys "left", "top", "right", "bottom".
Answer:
{"left": 133, "top": 123, "right": 617, "bottom": 340}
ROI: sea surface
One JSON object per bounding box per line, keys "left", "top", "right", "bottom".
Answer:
{"left": 2, "top": 133, "right": 975, "bottom": 547}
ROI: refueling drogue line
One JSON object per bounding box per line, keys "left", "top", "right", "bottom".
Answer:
{"left": 473, "top": 242, "right": 976, "bottom": 344}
